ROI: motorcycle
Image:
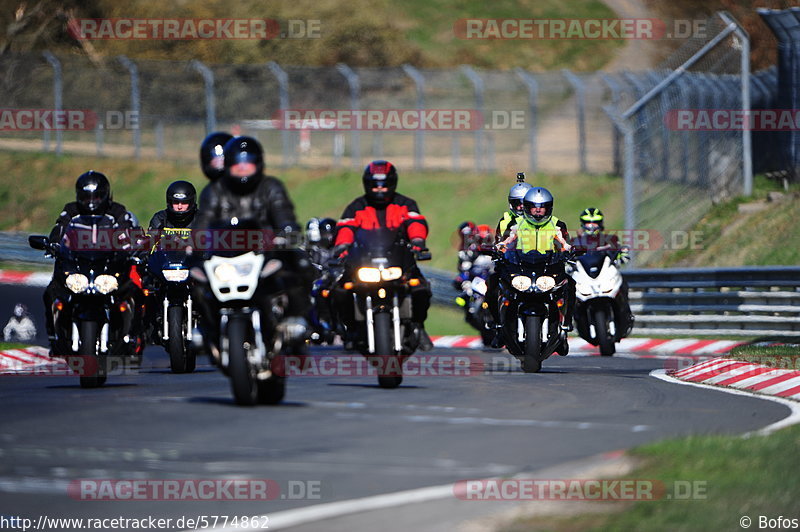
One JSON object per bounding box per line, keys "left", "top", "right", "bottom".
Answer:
{"left": 305, "top": 245, "right": 339, "bottom": 345}
{"left": 568, "top": 250, "right": 633, "bottom": 356}
{"left": 146, "top": 235, "right": 198, "bottom": 373}
{"left": 189, "top": 221, "right": 291, "bottom": 406}
{"left": 335, "top": 228, "right": 431, "bottom": 388}
{"left": 454, "top": 253, "right": 495, "bottom": 346}
{"left": 29, "top": 215, "right": 145, "bottom": 388}
{"left": 491, "top": 247, "right": 575, "bottom": 373}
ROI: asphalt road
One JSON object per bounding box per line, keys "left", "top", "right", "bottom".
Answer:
{"left": 0, "top": 284, "right": 791, "bottom": 531}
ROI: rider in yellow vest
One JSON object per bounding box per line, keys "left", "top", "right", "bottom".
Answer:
{"left": 496, "top": 187, "right": 576, "bottom": 339}
{"left": 494, "top": 178, "right": 532, "bottom": 241}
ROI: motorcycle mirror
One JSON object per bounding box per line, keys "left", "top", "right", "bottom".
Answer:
{"left": 415, "top": 249, "right": 432, "bottom": 261}
{"left": 28, "top": 235, "right": 48, "bottom": 250}
{"left": 189, "top": 267, "right": 207, "bottom": 282}
{"left": 260, "top": 258, "right": 283, "bottom": 278}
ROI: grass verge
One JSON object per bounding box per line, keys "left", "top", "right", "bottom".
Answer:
{"left": 502, "top": 425, "right": 800, "bottom": 532}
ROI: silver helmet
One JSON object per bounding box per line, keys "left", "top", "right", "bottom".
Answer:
{"left": 522, "top": 187, "right": 554, "bottom": 225}
{"left": 507, "top": 182, "right": 532, "bottom": 214}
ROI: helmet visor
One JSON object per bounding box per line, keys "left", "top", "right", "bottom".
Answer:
{"left": 582, "top": 222, "right": 601, "bottom": 234}
{"left": 509, "top": 198, "right": 523, "bottom": 212}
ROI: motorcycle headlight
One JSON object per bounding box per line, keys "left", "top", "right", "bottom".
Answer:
{"left": 162, "top": 269, "right": 190, "bottom": 282}
{"left": 94, "top": 274, "right": 118, "bottom": 294}
{"left": 213, "top": 263, "right": 237, "bottom": 282}
{"left": 511, "top": 275, "right": 532, "bottom": 292}
{"left": 65, "top": 273, "right": 89, "bottom": 294}
{"left": 381, "top": 267, "right": 403, "bottom": 281}
{"left": 535, "top": 275, "right": 556, "bottom": 292}
{"left": 357, "top": 267, "right": 381, "bottom": 283}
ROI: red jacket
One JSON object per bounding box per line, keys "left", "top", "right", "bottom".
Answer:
{"left": 335, "top": 193, "right": 428, "bottom": 246}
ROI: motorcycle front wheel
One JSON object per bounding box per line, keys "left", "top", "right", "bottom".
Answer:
{"left": 373, "top": 312, "right": 402, "bottom": 388}
{"left": 227, "top": 316, "right": 259, "bottom": 406}
{"left": 78, "top": 320, "right": 107, "bottom": 388}
{"left": 522, "top": 315, "right": 543, "bottom": 373}
{"left": 594, "top": 308, "right": 615, "bottom": 356}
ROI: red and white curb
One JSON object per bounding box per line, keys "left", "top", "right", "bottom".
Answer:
{"left": 668, "top": 357, "right": 800, "bottom": 402}
{"left": 0, "top": 269, "right": 51, "bottom": 287}
{"left": 0, "top": 346, "right": 63, "bottom": 374}
{"left": 431, "top": 336, "right": 743, "bottom": 355}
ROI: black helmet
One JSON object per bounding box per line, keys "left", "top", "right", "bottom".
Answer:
{"left": 165, "top": 180, "right": 197, "bottom": 226}
{"left": 200, "top": 132, "right": 233, "bottom": 181}
{"left": 306, "top": 217, "right": 337, "bottom": 248}
{"left": 75, "top": 170, "right": 111, "bottom": 215}
{"left": 522, "top": 187, "right": 554, "bottom": 226}
{"left": 362, "top": 160, "right": 398, "bottom": 207}
{"left": 223, "top": 136, "right": 264, "bottom": 194}
{"left": 579, "top": 207, "right": 604, "bottom": 235}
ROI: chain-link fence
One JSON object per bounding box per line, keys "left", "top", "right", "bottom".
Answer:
{"left": 604, "top": 12, "right": 754, "bottom": 266}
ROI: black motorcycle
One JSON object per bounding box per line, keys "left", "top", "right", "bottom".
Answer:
{"left": 146, "top": 237, "right": 198, "bottom": 373}
{"left": 454, "top": 253, "right": 495, "bottom": 346}
{"left": 190, "top": 221, "right": 291, "bottom": 406}
{"left": 335, "top": 228, "right": 431, "bottom": 388}
{"left": 29, "top": 215, "right": 145, "bottom": 388}
{"left": 491, "top": 248, "right": 575, "bottom": 373}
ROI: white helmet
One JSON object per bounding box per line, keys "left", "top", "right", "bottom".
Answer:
{"left": 508, "top": 182, "right": 532, "bottom": 214}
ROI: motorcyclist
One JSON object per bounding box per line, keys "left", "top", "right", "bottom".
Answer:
{"left": 192, "top": 135, "right": 313, "bottom": 343}
{"left": 332, "top": 160, "right": 433, "bottom": 351}
{"left": 42, "top": 171, "right": 138, "bottom": 345}
{"left": 495, "top": 175, "right": 532, "bottom": 241}
{"left": 453, "top": 221, "right": 478, "bottom": 291}
{"left": 3, "top": 303, "right": 37, "bottom": 343}
{"left": 198, "top": 131, "right": 233, "bottom": 210}
{"left": 304, "top": 217, "right": 337, "bottom": 269}
{"left": 490, "top": 186, "right": 574, "bottom": 347}
{"left": 148, "top": 180, "right": 197, "bottom": 239}
{"left": 571, "top": 207, "right": 630, "bottom": 264}
{"left": 571, "top": 207, "right": 634, "bottom": 331}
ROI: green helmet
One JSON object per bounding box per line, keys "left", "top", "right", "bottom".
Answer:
{"left": 579, "top": 207, "right": 604, "bottom": 235}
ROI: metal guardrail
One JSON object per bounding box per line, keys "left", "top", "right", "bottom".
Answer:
{"left": 4, "top": 231, "right": 799, "bottom": 336}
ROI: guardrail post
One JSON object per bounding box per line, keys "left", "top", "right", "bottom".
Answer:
{"left": 42, "top": 51, "right": 63, "bottom": 155}
{"left": 190, "top": 60, "right": 217, "bottom": 135}
{"left": 117, "top": 55, "right": 141, "bottom": 159}
{"left": 563, "top": 69, "right": 588, "bottom": 173}
{"left": 267, "top": 61, "right": 291, "bottom": 168}
{"left": 601, "top": 73, "right": 621, "bottom": 176}
{"left": 402, "top": 64, "right": 425, "bottom": 170}
{"left": 336, "top": 64, "right": 361, "bottom": 169}
{"left": 461, "top": 65, "right": 485, "bottom": 173}
{"left": 515, "top": 68, "right": 539, "bottom": 173}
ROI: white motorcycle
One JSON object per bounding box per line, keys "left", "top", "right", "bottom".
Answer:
{"left": 567, "top": 250, "right": 633, "bottom": 356}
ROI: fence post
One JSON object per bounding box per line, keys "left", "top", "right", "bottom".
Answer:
{"left": 95, "top": 123, "right": 104, "bottom": 156}
{"left": 155, "top": 120, "right": 165, "bottom": 159}
{"left": 460, "top": 65, "right": 484, "bottom": 173}
{"left": 647, "top": 71, "right": 671, "bottom": 183}
{"left": 402, "top": 64, "right": 425, "bottom": 170}
{"left": 117, "top": 55, "right": 141, "bottom": 159}
{"left": 336, "top": 64, "right": 361, "bottom": 169}
{"left": 605, "top": 106, "right": 636, "bottom": 267}
{"left": 190, "top": 60, "right": 217, "bottom": 135}
{"left": 267, "top": 61, "right": 291, "bottom": 168}
{"left": 601, "top": 73, "right": 623, "bottom": 176}
{"left": 563, "top": 69, "right": 587, "bottom": 173}
{"left": 719, "top": 11, "right": 752, "bottom": 196}
{"left": 42, "top": 51, "right": 63, "bottom": 155}
{"left": 514, "top": 68, "right": 538, "bottom": 173}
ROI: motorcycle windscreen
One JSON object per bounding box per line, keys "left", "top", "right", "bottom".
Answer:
{"left": 577, "top": 251, "right": 609, "bottom": 279}
{"left": 200, "top": 217, "right": 273, "bottom": 257}
{"left": 60, "top": 214, "right": 128, "bottom": 263}
{"left": 350, "top": 227, "right": 412, "bottom": 267}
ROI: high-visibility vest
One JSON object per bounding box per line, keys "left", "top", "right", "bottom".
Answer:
{"left": 515, "top": 216, "right": 562, "bottom": 253}
{"left": 497, "top": 211, "right": 519, "bottom": 238}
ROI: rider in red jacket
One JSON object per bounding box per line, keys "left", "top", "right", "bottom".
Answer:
{"left": 332, "top": 160, "right": 433, "bottom": 350}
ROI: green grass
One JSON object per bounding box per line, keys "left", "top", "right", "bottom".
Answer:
{"left": 0, "top": 342, "right": 32, "bottom": 350}
{"left": 426, "top": 305, "right": 476, "bottom": 336}
{"left": 727, "top": 344, "right": 800, "bottom": 371}
{"left": 503, "top": 425, "right": 800, "bottom": 532}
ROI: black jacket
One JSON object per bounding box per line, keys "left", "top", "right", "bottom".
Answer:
{"left": 49, "top": 201, "right": 136, "bottom": 244}
{"left": 193, "top": 175, "right": 298, "bottom": 232}
{"left": 148, "top": 209, "right": 194, "bottom": 231}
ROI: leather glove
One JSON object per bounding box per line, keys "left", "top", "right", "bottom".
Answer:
{"left": 410, "top": 238, "right": 427, "bottom": 252}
